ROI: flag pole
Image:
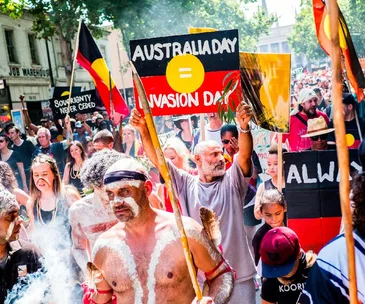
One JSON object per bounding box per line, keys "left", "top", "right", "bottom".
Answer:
{"left": 130, "top": 62, "right": 203, "bottom": 301}
{"left": 328, "top": 1, "right": 358, "bottom": 303}
{"left": 67, "top": 19, "right": 83, "bottom": 116}
{"left": 277, "top": 133, "right": 283, "bottom": 192}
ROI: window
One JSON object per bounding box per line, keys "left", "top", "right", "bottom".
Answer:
{"left": 282, "top": 41, "right": 290, "bottom": 53}
{"left": 271, "top": 43, "right": 280, "bottom": 53}
{"left": 259, "top": 45, "right": 269, "bottom": 53}
{"left": 4, "top": 30, "right": 17, "bottom": 63}
{"left": 28, "top": 34, "right": 39, "bottom": 64}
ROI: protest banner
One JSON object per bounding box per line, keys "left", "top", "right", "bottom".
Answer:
{"left": 130, "top": 30, "right": 240, "bottom": 116}
{"left": 251, "top": 122, "right": 273, "bottom": 176}
{"left": 284, "top": 149, "right": 360, "bottom": 253}
{"left": 50, "top": 90, "right": 102, "bottom": 119}
{"left": 240, "top": 52, "right": 291, "bottom": 133}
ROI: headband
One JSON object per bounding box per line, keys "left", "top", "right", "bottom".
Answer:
{"left": 103, "top": 170, "right": 148, "bottom": 185}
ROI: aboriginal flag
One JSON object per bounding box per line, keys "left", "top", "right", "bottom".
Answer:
{"left": 76, "top": 21, "right": 130, "bottom": 124}
{"left": 312, "top": 0, "right": 365, "bottom": 101}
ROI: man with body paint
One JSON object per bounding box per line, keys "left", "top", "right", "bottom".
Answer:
{"left": 89, "top": 158, "right": 234, "bottom": 304}
{"left": 131, "top": 101, "right": 257, "bottom": 303}
{"left": 69, "top": 150, "right": 128, "bottom": 276}
{"left": 0, "top": 189, "right": 42, "bottom": 302}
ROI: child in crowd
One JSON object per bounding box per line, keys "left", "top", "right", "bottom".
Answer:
{"left": 252, "top": 189, "right": 287, "bottom": 266}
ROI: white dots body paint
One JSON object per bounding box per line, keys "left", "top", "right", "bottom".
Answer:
{"left": 147, "top": 228, "right": 179, "bottom": 304}
{"left": 93, "top": 238, "right": 144, "bottom": 304}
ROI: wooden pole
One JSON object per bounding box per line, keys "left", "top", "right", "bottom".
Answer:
{"left": 277, "top": 133, "right": 283, "bottom": 192}
{"left": 328, "top": 1, "right": 358, "bottom": 303}
{"left": 67, "top": 19, "right": 83, "bottom": 115}
{"left": 130, "top": 62, "right": 202, "bottom": 300}
{"left": 200, "top": 114, "right": 206, "bottom": 141}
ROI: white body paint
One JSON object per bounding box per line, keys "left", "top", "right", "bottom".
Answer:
{"left": 93, "top": 238, "right": 144, "bottom": 304}
{"left": 110, "top": 197, "right": 140, "bottom": 217}
{"left": 146, "top": 228, "right": 179, "bottom": 304}
{"left": 5, "top": 220, "right": 15, "bottom": 241}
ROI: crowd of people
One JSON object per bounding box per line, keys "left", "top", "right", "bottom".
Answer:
{"left": 0, "top": 68, "right": 364, "bottom": 304}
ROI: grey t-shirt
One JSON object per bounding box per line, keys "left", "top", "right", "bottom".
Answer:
{"left": 167, "top": 158, "right": 256, "bottom": 282}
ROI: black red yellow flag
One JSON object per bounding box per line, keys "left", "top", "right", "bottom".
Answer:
{"left": 312, "top": 0, "right": 365, "bottom": 101}
{"left": 76, "top": 21, "right": 130, "bottom": 123}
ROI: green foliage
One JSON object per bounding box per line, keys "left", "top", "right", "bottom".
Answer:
{"left": 288, "top": 0, "right": 365, "bottom": 61}
{"left": 117, "top": 0, "right": 276, "bottom": 53}
{"left": 0, "top": 0, "right": 25, "bottom": 19}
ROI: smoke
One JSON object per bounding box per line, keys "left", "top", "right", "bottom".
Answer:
{"left": 5, "top": 218, "right": 82, "bottom": 304}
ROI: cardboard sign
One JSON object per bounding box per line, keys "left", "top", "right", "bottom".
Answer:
{"left": 50, "top": 90, "right": 102, "bottom": 119}
{"left": 284, "top": 150, "right": 360, "bottom": 253}
{"left": 130, "top": 30, "right": 240, "bottom": 116}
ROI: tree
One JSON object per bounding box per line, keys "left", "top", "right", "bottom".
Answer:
{"left": 288, "top": 0, "right": 365, "bottom": 62}
{"left": 117, "top": 0, "right": 276, "bottom": 53}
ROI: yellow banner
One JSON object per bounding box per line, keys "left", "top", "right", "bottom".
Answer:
{"left": 240, "top": 52, "right": 291, "bottom": 133}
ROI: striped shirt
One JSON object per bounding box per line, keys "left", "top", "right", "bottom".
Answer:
{"left": 297, "top": 230, "right": 365, "bottom": 304}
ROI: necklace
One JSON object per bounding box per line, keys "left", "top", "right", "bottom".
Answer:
{"left": 70, "top": 163, "right": 82, "bottom": 179}
{"left": 36, "top": 197, "right": 58, "bottom": 225}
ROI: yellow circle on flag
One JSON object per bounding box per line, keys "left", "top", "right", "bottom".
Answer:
{"left": 323, "top": 15, "right": 347, "bottom": 49}
{"left": 166, "top": 54, "right": 205, "bottom": 94}
{"left": 345, "top": 133, "right": 355, "bottom": 147}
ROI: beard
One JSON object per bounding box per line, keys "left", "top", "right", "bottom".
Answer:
{"left": 303, "top": 107, "right": 316, "bottom": 118}
{"left": 201, "top": 160, "right": 226, "bottom": 177}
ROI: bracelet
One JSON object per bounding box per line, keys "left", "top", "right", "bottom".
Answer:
{"left": 237, "top": 125, "right": 251, "bottom": 133}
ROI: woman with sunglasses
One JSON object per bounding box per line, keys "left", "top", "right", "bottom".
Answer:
{"left": 63, "top": 141, "right": 86, "bottom": 196}
{"left": 0, "top": 133, "right": 28, "bottom": 193}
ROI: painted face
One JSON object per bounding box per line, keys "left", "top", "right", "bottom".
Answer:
{"left": 261, "top": 203, "right": 285, "bottom": 228}
{"left": 0, "top": 137, "right": 7, "bottom": 149}
{"left": 122, "top": 129, "right": 135, "bottom": 144}
{"left": 37, "top": 132, "right": 50, "bottom": 148}
{"left": 164, "top": 148, "right": 184, "bottom": 169}
{"left": 70, "top": 145, "right": 82, "bottom": 160}
{"left": 267, "top": 154, "right": 279, "bottom": 178}
{"left": 8, "top": 128, "right": 19, "bottom": 141}
{"left": 301, "top": 97, "right": 317, "bottom": 118}
{"left": 200, "top": 145, "right": 225, "bottom": 177}
{"left": 105, "top": 180, "right": 145, "bottom": 222}
{"left": 221, "top": 131, "right": 236, "bottom": 156}
{"left": 0, "top": 205, "right": 23, "bottom": 244}
{"left": 32, "top": 163, "right": 55, "bottom": 192}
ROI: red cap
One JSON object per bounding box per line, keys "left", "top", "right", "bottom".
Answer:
{"left": 259, "top": 227, "right": 301, "bottom": 278}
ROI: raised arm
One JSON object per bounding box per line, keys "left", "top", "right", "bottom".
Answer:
{"left": 235, "top": 101, "right": 253, "bottom": 177}
{"left": 130, "top": 109, "right": 159, "bottom": 170}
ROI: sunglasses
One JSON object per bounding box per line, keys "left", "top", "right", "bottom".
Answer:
{"left": 221, "top": 139, "right": 230, "bottom": 144}
{"left": 310, "top": 134, "right": 328, "bottom": 141}
{"left": 0, "top": 139, "right": 6, "bottom": 143}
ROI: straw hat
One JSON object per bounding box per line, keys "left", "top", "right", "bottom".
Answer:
{"left": 291, "top": 88, "right": 318, "bottom": 115}
{"left": 301, "top": 116, "right": 334, "bottom": 138}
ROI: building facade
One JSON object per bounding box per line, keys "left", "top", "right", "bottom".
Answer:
{"left": 0, "top": 12, "right": 133, "bottom": 125}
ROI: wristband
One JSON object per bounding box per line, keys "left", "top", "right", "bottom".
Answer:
{"left": 237, "top": 125, "right": 251, "bottom": 133}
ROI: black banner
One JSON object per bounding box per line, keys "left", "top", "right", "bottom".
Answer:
{"left": 284, "top": 150, "right": 360, "bottom": 219}
{"left": 50, "top": 90, "right": 102, "bottom": 119}
{"left": 130, "top": 30, "right": 239, "bottom": 77}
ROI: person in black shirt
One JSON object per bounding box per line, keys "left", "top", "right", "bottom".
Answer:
{"left": 8, "top": 126, "right": 35, "bottom": 184}
{"left": 260, "top": 227, "right": 316, "bottom": 304}
{"left": 328, "top": 93, "right": 365, "bottom": 149}
{"left": 252, "top": 189, "right": 286, "bottom": 266}
{"left": 0, "top": 189, "right": 42, "bottom": 302}
{"left": 301, "top": 116, "right": 336, "bottom": 151}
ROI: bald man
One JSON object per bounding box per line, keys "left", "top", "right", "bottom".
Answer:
{"left": 88, "top": 158, "right": 234, "bottom": 304}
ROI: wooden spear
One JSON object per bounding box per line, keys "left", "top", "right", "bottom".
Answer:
{"left": 130, "top": 63, "right": 203, "bottom": 300}
{"left": 328, "top": 1, "right": 358, "bottom": 302}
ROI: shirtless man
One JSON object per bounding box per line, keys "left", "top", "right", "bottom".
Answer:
{"left": 69, "top": 149, "right": 127, "bottom": 275}
{"left": 90, "top": 158, "right": 234, "bottom": 304}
